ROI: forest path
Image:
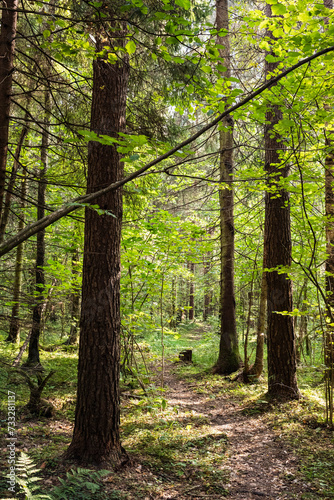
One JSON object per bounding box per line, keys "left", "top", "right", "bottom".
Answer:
{"left": 163, "top": 363, "right": 306, "bottom": 500}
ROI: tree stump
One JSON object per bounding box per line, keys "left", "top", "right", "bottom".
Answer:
{"left": 179, "top": 350, "right": 192, "bottom": 362}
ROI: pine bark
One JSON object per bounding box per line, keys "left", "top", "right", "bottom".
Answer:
{"left": 65, "top": 30, "right": 129, "bottom": 464}
{"left": 214, "top": 0, "right": 240, "bottom": 374}
{"left": 0, "top": 0, "right": 18, "bottom": 225}
{"left": 264, "top": 4, "right": 299, "bottom": 400}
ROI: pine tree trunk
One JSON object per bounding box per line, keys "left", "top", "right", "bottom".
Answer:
{"left": 65, "top": 30, "right": 129, "bottom": 464}
{"left": 214, "top": 0, "right": 240, "bottom": 374}
{"left": 264, "top": 4, "right": 299, "bottom": 400}
{"left": 0, "top": 0, "right": 18, "bottom": 225}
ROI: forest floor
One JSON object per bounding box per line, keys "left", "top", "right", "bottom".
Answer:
{"left": 1, "top": 330, "right": 334, "bottom": 500}
{"left": 150, "top": 363, "right": 306, "bottom": 500}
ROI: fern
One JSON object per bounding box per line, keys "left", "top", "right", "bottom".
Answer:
{"left": 11, "top": 453, "right": 110, "bottom": 500}
{"left": 14, "top": 452, "right": 52, "bottom": 499}
{"left": 50, "top": 468, "right": 110, "bottom": 500}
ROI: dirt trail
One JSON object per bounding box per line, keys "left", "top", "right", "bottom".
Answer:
{"left": 164, "top": 366, "right": 307, "bottom": 500}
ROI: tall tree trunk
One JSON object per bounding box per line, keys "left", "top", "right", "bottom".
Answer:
{"left": 324, "top": 0, "right": 334, "bottom": 426}
{"left": 65, "top": 28, "right": 129, "bottom": 464}
{"left": 6, "top": 171, "right": 27, "bottom": 343}
{"left": 26, "top": 91, "right": 50, "bottom": 365}
{"left": 214, "top": 0, "right": 241, "bottom": 374}
{"left": 264, "top": 4, "right": 299, "bottom": 400}
{"left": 0, "top": 0, "right": 18, "bottom": 226}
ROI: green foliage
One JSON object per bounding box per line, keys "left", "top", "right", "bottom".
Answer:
{"left": 50, "top": 468, "right": 110, "bottom": 500}
{"left": 9, "top": 453, "right": 110, "bottom": 500}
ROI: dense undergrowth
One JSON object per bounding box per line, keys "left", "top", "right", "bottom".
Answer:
{"left": 0, "top": 320, "right": 333, "bottom": 499}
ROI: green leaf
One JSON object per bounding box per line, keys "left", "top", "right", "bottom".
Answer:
{"left": 125, "top": 40, "right": 136, "bottom": 55}
{"left": 43, "top": 29, "right": 51, "bottom": 38}
{"left": 217, "top": 64, "right": 227, "bottom": 72}
{"left": 201, "top": 65, "right": 212, "bottom": 74}
{"left": 272, "top": 3, "right": 287, "bottom": 15}
{"left": 175, "top": 0, "right": 190, "bottom": 10}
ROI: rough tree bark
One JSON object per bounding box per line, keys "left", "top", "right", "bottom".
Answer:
{"left": 64, "top": 25, "right": 129, "bottom": 464}
{"left": 0, "top": 0, "right": 18, "bottom": 226}
{"left": 214, "top": 0, "right": 241, "bottom": 374}
{"left": 264, "top": 3, "right": 299, "bottom": 400}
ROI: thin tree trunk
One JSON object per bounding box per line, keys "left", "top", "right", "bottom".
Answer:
{"left": 203, "top": 258, "right": 211, "bottom": 321}
{"left": 170, "top": 278, "right": 176, "bottom": 328}
{"left": 65, "top": 27, "right": 129, "bottom": 464}
{"left": 264, "top": 4, "right": 299, "bottom": 400}
{"left": 26, "top": 91, "right": 50, "bottom": 365}
{"left": 214, "top": 0, "right": 240, "bottom": 374}
{"left": 12, "top": 279, "right": 57, "bottom": 367}
{"left": 0, "top": 0, "right": 18, "bottom": 225}
{"left": 298, "top": 285, "right": 308, "bottom": 363}
{"left": 67, "top": 249, "right": 80, "bottom": 345}
{"left": 248, "top": 270, "right": 267, "bottom": 380}
{"left": 294, "top": 278, "right": 307, "bottom": 364}
{"left": 6, "top": 171, "right": 27, "bottom": 343}
{"left": 0, "top": 114, "right": 29, "bottom": 242}
{"left": 243, "top": 287, "right": 254, "bottom": 379}
{"left": 189, "top": 262, "right": 195, "bottom": 321}
{"left": 203, "top": 227, "right": 214, "bottom": 321}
